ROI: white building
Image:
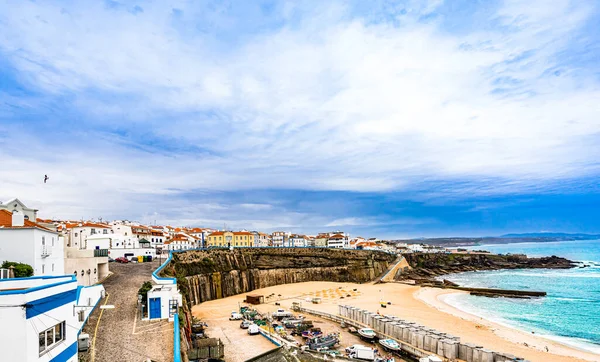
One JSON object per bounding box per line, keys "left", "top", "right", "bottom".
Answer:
{"left": 85, "top": 233, "right": 156, "bottom": 260}
{"left": 66, "top": 222, "right": 112, "bottom": 249}
{"left": 0, "top": 210, "right": 64, "bottom": 276}
{"left": 0, "top": 274, "right": 105, "bottom": 362}
{"left": 288, "top": 234, "right": 308, "bottom": 247}
{"left": 147, "top": 284, "right": 183, "bottom": 320}
{"left": 63, "top": 241, "right": 110, "bottom": 286}
{"left": 0, "top": 197, "right": 38, "bottom": 221}
{"left": 327, "top": 233, "right": 350, "bottom": 249}
{"left": 271, "top": 231, "right": 290, "bottom": 247}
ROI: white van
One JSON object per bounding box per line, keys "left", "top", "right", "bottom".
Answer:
{"left": 346, "top": 344, "right": 375, "bottom": 361}
{"left": 247, "top": 324, "right": 260, "bottom": 335}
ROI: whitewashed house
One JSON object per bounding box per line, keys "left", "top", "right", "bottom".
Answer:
{"left": 289, "top": 234, "right": 308, "bottom": 247}
{"left": 85, "top": 233, "right": 156, "bottom": 260}
{"left": 271, "top": 231, "right": 290, "bottom": 247}
{"left": 327, "top": 233, "right": 350, "bottom": 248}
{"left": 65, "top": 222, "right": 112, "bottom": 250}
{"left": 0, "top": 210, "right": 64, "bottom": 276}
{"left": 0, "top": 274, "right": 105, "bottom": 362}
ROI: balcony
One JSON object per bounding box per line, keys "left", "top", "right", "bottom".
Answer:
{"left": 94, "top": 249, "right": 109, "bottom": 257}
{"left": 41, "top": 245, "right": 51, "bottom": 258}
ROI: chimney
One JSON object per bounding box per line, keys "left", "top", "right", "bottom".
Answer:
{"left": 12, "top": 211, "right": 25, "bottom": 227}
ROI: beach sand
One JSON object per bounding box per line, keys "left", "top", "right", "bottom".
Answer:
{"left": 192, "top": 281, "right": 600, "bottom": 362}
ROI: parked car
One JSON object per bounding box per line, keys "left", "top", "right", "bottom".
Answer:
{"left": 240, "top": 320, "right": 252, "bottom": 329}
{"left": 229, "top": 312, "right": 243, "bottom": 321}
{"left": 115, "top": 257, "right": 129, "bottom": 263}
{"left": 108, "top": 257, "right": 115, "bottom": 263}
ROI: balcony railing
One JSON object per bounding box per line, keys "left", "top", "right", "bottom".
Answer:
{"left": 94, "top": 249, "right": 108, "bottom": 257}
{"left": 41, "top": 245, "right": 51, "bottom": 258}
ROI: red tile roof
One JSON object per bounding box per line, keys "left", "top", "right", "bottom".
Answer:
{"left": 0, "top": 210, "right": 53, "bottom": 231}
{"left": 233, "top": 231, "right": 252, "bottom": 235}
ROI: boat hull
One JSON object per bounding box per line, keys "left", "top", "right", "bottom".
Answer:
{"left": 379, "top": 339, "right": 401, "bottom": 351}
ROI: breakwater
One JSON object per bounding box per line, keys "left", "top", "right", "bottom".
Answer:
{"left": 163, "top": 248, "right": 396, "bottom": 305}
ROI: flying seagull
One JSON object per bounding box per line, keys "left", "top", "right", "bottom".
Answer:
{"left": 44, "top": 175, "right": 49, "bottom": 183}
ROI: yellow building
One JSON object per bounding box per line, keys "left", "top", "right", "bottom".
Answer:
{"left": 206, "top": 231, "right": 230, "bottom": 247}
{"left": 206, "top": 231, "right": 253, "bottom": 247}
{"left": 233, "top": 231, "right": 252, "bottom": 247}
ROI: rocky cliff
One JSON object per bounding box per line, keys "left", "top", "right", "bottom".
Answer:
{"left": 163, "top": 248, "right": 396, "bottom": 305}
{"left": 396, "top": 252, "right": 574, "bottom": 282}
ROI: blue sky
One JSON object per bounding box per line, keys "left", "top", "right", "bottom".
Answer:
{"left": 1, "top": 0, "right": 600, "bottom": 238}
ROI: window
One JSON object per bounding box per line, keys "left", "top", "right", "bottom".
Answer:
{"left": 75, "top": 232, "right": 78, "bottom": 237}
{"left": 42, "top": 265, "right": 45, "bottom": 274}
{"left": 91, "top": 228, "right": 96, "bottom": 235}
{"left": 103, "top": 229, "right": 108, "bottom": 234}
{"left": 39, "top": 321, "right": 65, "bottom": 355}
{"left": 42, "top": 236, "right": 45, "bottom": 246}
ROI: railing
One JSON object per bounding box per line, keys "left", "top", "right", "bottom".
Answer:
{"left": 94, "top": 249, "right": 108, "bottom": 257}
{"left": 41, "top": 245, "right": 51, "bottom": 258}
{"left": 174, "top": 313, "right": 181, "bottom": 362}
{"left": 152, "top": 252, "right": 176, "bottom": 285}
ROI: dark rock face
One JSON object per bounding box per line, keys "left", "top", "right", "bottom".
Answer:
{"left": 166, "top": 248, "right": 396, "bottom": 305}
{"left": 397, "top": 253, "right": 575, "bottom": 282}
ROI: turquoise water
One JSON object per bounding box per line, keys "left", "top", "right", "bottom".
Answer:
{"left": 441, "top": 239, "right": 600, "bottom": 354}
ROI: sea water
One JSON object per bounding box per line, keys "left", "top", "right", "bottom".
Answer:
{"left": 440, "top": 239, "right": 600, "bottom": 354}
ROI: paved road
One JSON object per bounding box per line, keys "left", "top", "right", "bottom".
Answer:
{"left": 81, "top": 261, "right": 174, "bottom": 362}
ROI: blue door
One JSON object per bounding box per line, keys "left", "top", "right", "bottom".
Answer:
{"left": 149, "top": 297, "right": 161, "bottom": 319}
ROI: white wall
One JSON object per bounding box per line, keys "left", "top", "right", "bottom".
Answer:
{"left": 0, "top": 278, "right": 79, "bottom": 362}
{"left": 147, "top": 285, "right": 182, "bottom": 320}
{"left": 107, "top": 247, "right": 156, "bottom": 260}
{"left": 0, "top": 228, "right": 64, "bottom": 276}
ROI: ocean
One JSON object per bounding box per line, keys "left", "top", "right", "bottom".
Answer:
{"left": 440, "top": 239, "right": 600, "bottom": 354}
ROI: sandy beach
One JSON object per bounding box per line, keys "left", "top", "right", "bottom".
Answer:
{"left": 192, "top": 281, "right": 600, "bottom": 362}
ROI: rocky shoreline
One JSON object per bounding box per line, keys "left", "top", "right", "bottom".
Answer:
{"left": 394, "top": 252, "right": 575, "bottom": 283}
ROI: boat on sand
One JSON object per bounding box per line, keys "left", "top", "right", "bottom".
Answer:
{"left": 357, "top": 328, "right": 376, "bottom": 340}
{"left": 379, "top": 338, "right": 401, "bottom": 351}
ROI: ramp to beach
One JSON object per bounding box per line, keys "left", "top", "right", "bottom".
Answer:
{"left": 376, "top": 255, "right": 410, "bottom": 283}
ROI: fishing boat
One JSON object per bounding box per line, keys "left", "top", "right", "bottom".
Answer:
{"left": 302, "top": 327, "right": 322, "bottom": 339}
{"left": 272, "top": 308, "right": 294, "bottom": 320}
{"left": 357, "top": 328, "right": 376, "bottom": 340}
{"left": 306, "top": 333, "right": 339, "bottom": 350}
{"left": 379, "top": 338, "right": 401, "bottom": 351}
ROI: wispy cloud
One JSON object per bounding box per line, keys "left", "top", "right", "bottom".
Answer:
{"left": 0, "top": 0, "right": 599, "bottom": 236}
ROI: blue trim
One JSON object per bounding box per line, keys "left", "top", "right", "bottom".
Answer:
{"left": 174, "top": 313, "right": 181, "bottom": 362}
{"left": 50, "top": 341, "right": 77, "bottom": 362}
{"left": 0, "top": 280, "right": 76, "bottom": 296}
{"left": 76, "top": 286, "right": 104, "bottom": 335}
{"left": 152, "top": 252, "right": 177, "bottom": 284}
{"left": 75, "top": 286, "right": 83, "bottom": 302}
{"left": 149, "top": 297, "right": 161, "bottom": 319}
{"left": 26, "top": 289, "right": 77, "bottom": 319}
{"left": 0, "top": 274, "right": 75, "bottom": 282}
{"left": 259, "top": 330, "right": 281, "bottom": 346}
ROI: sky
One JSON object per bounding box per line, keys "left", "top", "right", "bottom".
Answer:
{"left": 1, "top": 0, "right": 599, "bottom": 238}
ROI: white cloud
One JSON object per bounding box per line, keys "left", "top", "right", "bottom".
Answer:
{"left": 0, "top": 0, "right": 599, "bottom": 226}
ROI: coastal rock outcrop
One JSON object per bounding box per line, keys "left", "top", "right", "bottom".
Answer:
{"left": 164, "top": 248, "right": 396, "bottom": 305}
{"left": 395, "top": 252, "right": 574, "bottom": 282}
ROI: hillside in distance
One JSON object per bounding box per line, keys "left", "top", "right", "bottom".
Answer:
{"left": 392, "top": 233, "right": 600, "bottom": 247}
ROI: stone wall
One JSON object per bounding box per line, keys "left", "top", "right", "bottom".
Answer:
{"left": 164, "top": 248, "right": 396, "bottom": 305}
